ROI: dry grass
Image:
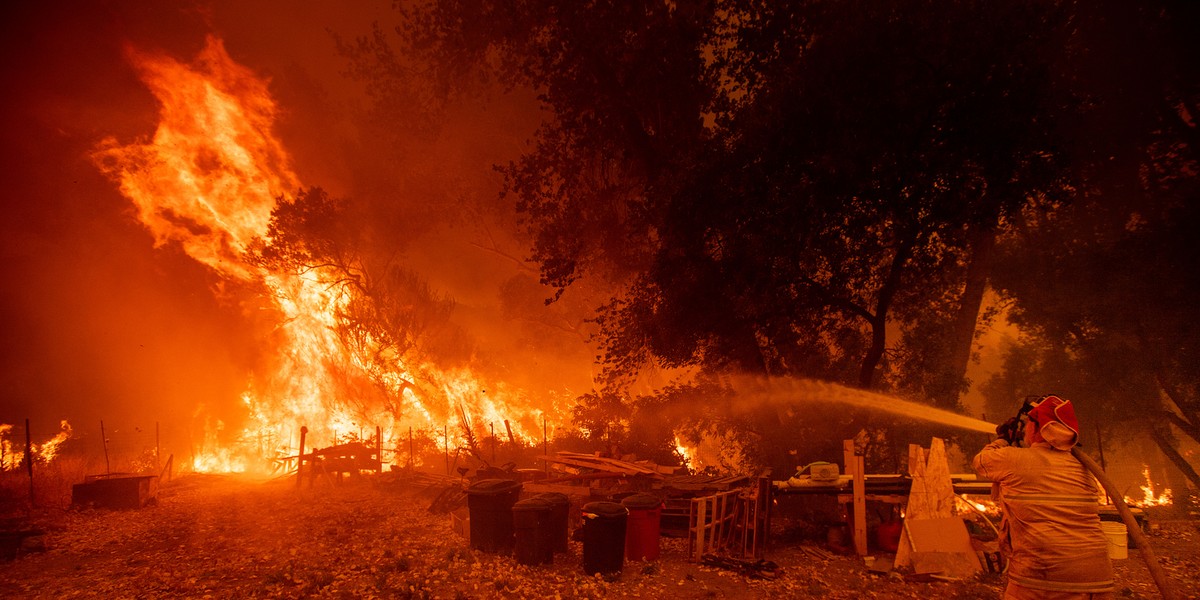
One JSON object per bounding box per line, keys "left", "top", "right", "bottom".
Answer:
{"left": 0, "top": 456, "right": 93, "bottom": 515}
{"left": 0, "top": 452, "right": 163, "bottom": 516}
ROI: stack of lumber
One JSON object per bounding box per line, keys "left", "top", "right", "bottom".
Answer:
{"left": 541, "top": 451, "right": 679, "bottom": 475}
{"left": 662, "top": 473, "right": 751, "bottom": 492}
{"left": 524, "top": 451, "right": 682, "bottom": 496}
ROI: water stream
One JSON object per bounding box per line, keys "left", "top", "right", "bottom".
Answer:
{"left": 728, "top": 376, "right": 998, "bottom": 434}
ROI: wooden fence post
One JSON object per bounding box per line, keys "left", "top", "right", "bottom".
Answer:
{"left": 101, "top": 420, "right": 110, "bottom": 474}
{"left": 296, "top": 426, "right": 308, "bottom": 489}
{"left": 843, "top": 439, "right": 867, "bottom": 556}
{"left": 25, "top": 419, "right": 35, "bottom": 507}
{"left": 376, "top": 426, "right": 383, "bottom": 473}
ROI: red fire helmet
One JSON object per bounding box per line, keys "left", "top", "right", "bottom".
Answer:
{"left": 1028, "top": 395, "right": 1080, "bottom": 450}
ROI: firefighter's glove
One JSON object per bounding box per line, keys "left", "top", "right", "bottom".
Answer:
{"left": 995, "top": 417, "right": 1022, "bottom": 444}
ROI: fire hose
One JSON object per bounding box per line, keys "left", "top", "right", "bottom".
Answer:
{"left": 1070, "top": 447, "right": 1182, "bottom": 600}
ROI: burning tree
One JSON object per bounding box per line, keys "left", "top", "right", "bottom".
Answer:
{"left": 92, "top": 36, "right": 564, "bottom": 473}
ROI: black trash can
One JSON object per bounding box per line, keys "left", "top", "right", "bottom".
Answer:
{"left": 535, "top": 492, "right": 570, "bottom": 554}
{"left": 513, "top": 497, "right": 554, "bottom": 566}
{"left": 466, "top": 479, "right": 523, "bottom": 553}
{"left": 581, "top": 501, "right": 628, "bottom": 576}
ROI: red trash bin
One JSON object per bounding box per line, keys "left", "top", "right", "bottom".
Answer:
{"left": 620, "top": 493, "right": 663, "bottom": 561}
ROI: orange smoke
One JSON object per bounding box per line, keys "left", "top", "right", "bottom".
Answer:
{"left": 94, "top": 36, "right": 563, "bottom": 473}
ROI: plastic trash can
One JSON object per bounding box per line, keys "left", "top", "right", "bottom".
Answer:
{"left": 621, "top": 493, "right": 663, "bottom": 561}
{"left": 465, "top": 479, "right": 522, "bottom": 553}
{"left": 535, "top": 492, "right": 570, "bottom": 553}
{"left": 513, "top": 497, "right": 554, "bottom": 565}
{"left": 581, "top": 501, "right": 628, "bottom": 575}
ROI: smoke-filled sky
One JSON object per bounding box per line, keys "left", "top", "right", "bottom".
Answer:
{"left": 0, "top": 1, "right": 598, "bottom": 448}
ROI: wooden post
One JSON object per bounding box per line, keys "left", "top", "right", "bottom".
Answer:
{"left": 843, "top": 439, "right": 867, "bottom": 556}
{"left": 693, "top": 495, "right": 708, "bottom": 560}
{"left": 100, "top": 420, "right": 110, "bottom": 474}
{"left": 504, "top": 420, "right": 516, "bottom": 446}
{"left": 376, "top": 426, "right": 383, "bottom": 473}
{"left": 1095, "top": 424, "right": 1109, "bottom": 503}
{"left": 444, "top": 424, "right": 449, "bottom": 475}
{"left": 543, "top": 417, "right": 549, "bottom": 475}
{"left": 25, "top": 419, "right": 34, "bottom": 506}
{"left": 160, "top": 454, "right": 174, "bottom": 482}
{"left": 309, "top": 447, "right": 318, "bottom": 488}
{"left": 156, "top": 421, "right": 161, "bottom": 471}
{"left": 296, "top": 426, "right": 308, "bottom": 489}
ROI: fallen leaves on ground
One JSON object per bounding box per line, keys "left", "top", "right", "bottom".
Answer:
{"left": 0, "top": 474, "right": 1194, "bottom": 599}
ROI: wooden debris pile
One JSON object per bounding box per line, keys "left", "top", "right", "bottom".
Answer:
{"left": 524, "top": 451, "right": 683, "bottom": 498}
{"left": 309, "top": 442, "right": 382, "bottom": 476}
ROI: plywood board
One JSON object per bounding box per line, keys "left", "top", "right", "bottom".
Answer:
{"left": 906, "top": 438, "right": 954, "bottom": 521}
{"left": 902, "top": 516, "right": 982, "bottom": 577}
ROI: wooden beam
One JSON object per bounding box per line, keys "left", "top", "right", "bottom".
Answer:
{"left": 296, "top": 426, "right": 307, "bottom": 489}
{"left": 537, "top": 454, "right": 654, "bottom": 475}
{"left": 844, "top": 440, "right": 867, "bottom": 556}
{"left": 553, "top": 451, "right": 662, "bottom": 474}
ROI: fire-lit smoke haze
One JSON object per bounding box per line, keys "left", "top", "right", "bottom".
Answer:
{"left": 91, "top": 35, "right": 572, "bottom": 471}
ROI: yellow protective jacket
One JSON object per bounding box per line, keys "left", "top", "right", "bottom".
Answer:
{"left": 972, "top": 439, "right": 1114, "bottom": 595}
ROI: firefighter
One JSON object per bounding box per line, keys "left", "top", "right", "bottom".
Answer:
{"left": 972, "top": 395, "right": 1114, "bottom": 600}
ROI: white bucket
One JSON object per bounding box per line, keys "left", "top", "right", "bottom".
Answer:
{"left": 1100, "top": 521, "right": 1128, "bottom": 560}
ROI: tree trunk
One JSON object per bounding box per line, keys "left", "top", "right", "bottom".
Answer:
{"left": 858, "top": 239, "right": 916, "bottom": 389}
{"left": 937, "top": 225, "right": 997, "bottom": 409}
{"left": 1149, "top": 426, "right": 1200, "bottom": 491}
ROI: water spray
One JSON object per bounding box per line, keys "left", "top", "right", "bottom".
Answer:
{"left": 728, "top": 376, "right": 997, "bottom": 433}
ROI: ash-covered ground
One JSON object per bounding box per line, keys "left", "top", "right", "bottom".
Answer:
{"left": 0, "top": 473, "right": 1196, "bottom": 599}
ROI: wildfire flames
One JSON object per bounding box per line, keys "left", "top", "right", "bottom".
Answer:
{"left": 1124, "top": 466, "right": 1173, "bottom": 508}
{"left": 0, "top": 421, "right": 73, "bottom": 470}
{"left": 93, "top": 37, "right": 563, "bottom": 473}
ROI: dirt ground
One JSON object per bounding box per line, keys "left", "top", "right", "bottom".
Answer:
{"left": 0, "top": 473, "right": 1196, "bottom": 599}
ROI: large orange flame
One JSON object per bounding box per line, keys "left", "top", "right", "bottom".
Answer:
{"left": 95, "top": 36, "right": 565, "bottom": 473}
